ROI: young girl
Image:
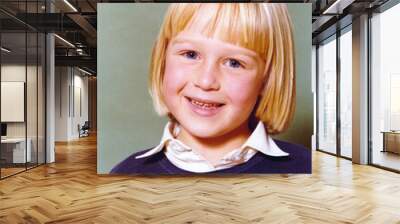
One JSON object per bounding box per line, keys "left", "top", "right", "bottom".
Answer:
{"left": 111, "top": 3, "right": 311, "bottom": 174}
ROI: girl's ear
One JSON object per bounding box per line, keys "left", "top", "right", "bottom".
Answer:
{"left": 167, "top": 112, "right": 176, "bottom": 122}
{"left": 258, "top": 75, "right": 269, "bottom": 98}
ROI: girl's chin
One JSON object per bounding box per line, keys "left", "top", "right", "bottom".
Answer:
{"left": 180, "top": 125, "right": 229, "bottom": 139}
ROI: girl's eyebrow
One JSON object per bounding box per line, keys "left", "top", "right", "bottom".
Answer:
{"left": 170, "top": 37, "right": 195, "bottom": 46}
{"left": 171, "top": 36, "right": 259, "bottom": 59}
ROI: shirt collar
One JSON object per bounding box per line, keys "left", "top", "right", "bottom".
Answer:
{"left": 136, "top": 121, "right": 289, "bottom": 159}
{"left": 242, "top": 121, "right": 289, "bottom": 157}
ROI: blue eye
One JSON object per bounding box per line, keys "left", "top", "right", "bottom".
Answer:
{"left": 227, "top": 59, "right": 243, "bottom": 68}
{"left": 183, "top": 51, "right": 199, "bottom": 60}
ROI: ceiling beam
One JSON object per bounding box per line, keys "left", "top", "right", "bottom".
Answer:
{"left": 55, "top": 55, "right": 96, "bottom": 69}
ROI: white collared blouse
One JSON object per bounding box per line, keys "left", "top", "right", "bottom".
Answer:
{"left": 136, "top": 121, "right": 289, "bottom": 173}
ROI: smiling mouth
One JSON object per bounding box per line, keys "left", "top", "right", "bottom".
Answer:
{"left": 185, "top": 96, "right": 224, "bottom": 110}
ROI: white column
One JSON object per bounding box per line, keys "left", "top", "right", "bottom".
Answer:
{"left": 352, "top": 14, "right": 369, "bottom": 164}
{"left": 46, "top": 32, "right": 55, "bottom": 163}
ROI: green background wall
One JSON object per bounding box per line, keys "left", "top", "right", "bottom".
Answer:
{"left": 98, "top": 3, "right": 312, "bottom": 174}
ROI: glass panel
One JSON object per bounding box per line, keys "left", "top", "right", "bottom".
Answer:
{"left": 339, "top": 29, "right": 352, "bottom": 158}
{"left": 0, "top": 1, "right": 46, "bottom": 179}
{"left": 38, "top": 32, "right": 45, "bottom": 165}
{"left": 371, "top": 4, "right": 400, "bottom": 171}
{"left": 27, "top": 31, "right": 38, "bottom": 169}
{"left": 318, "top": 36, "right": 337, "bottom": 154}
{"left": 1, "top": 31, "right": 27, "bottom": 177}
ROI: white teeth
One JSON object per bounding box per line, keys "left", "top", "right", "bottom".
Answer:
{"left": 190, "top": 99, "right": 220, "bottom": 108}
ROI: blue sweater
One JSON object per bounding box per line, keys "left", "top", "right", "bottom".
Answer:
{"left": 110, "top": 139, "right": 311, "bottom": 174}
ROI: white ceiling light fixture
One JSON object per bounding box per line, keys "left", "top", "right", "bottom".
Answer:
{"left": 1, "top": 47, "right": 11, "bottom": 53}
{"left": 77, "top": 49, "right": 82, "bottom": 55}
{"left": 323, "top": 0, "right": 355, "bottom": 15}
{"left": 54, "top": 34, "right": 75, "bottom": 48}
{"left": 78, "top": 67, "right": 93, "bottom": 76}
{"left": 63, "top": 0, "right": 78, "bottom": 12}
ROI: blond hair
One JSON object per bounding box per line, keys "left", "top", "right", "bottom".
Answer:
{"left": 149, "top": 3, "right": 295, "bottom": 134}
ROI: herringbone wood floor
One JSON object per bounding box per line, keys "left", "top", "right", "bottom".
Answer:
{"left": 1, "top": 134, "right": 400, "bottom": 224}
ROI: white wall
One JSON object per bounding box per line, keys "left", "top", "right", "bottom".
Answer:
{"left": 1, "top": 65, "right": 40, "bottom": 137}
{"left": 55, "top": 66, "right": 70, "bottom": 141}
{"left": 1, "top": 66, "right": 26, "bottom": 136}
{"left": 1, "top": 64, "right": 46, "bottom": 163}
{"left": 55, "top": 67, "right": 89, "bottom": 141}
{"left": 73, "top": 73, "right": 89, "bottom": 137}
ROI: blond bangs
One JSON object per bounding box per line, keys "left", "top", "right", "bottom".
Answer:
{"left": 163, "top": 3, "right": 270, "bottom": 60}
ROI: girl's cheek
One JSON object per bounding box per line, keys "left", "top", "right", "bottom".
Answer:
{"left": 224, "top": 75, "right": 261, "bottom": 104}
{"left": 163, "top": 60, "right": 189, "bottom": 94}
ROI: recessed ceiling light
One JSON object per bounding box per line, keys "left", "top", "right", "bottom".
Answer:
{"left": 323, "top": 0, "right": 354, "bottom": 15}
{"left": 63, "top": 0, "right": 78, "bottom": 12}
{"left": 54, "top": 34, "right": 75, "bottom": 48}
{"left": 1, "top": 47, "right": 11, "bottom": 53}
{"left": 78, "top": 67, "right": 93, "bottom": 76}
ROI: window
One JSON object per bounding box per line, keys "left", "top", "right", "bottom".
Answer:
{"left": 371, "top": 2, "right": 400, "bottom": 171}
{"left": 318, "top": 36, "right": 337, "bottom": 155}
{"left": 339, "top": 28, "right": 352, "bottom": 158}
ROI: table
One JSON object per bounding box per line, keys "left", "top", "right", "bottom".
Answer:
{"left": 381, "top": 131, "right": 400, "bottom": 154}
{"left": 1, "top": 138, "right": 32, "bottom": 163}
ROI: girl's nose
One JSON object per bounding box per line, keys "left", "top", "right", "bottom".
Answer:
{"left": 193, "top": 60, "right": 220, "bottom": 91}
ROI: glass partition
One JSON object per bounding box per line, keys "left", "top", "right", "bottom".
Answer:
{"left": 27, "top": 31, "right": 38, "bottom": 169}
{"left": 317, "top": 35, "right": 337, "bottom": 155}
{"left": 0, "top": 1, "right": 46, "bottom": 179}
{"left": 0, "top": 31, "right": 28, "bottom": 177}
{"left": 38, "top": 32, "right": 45, "bottom": 165}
